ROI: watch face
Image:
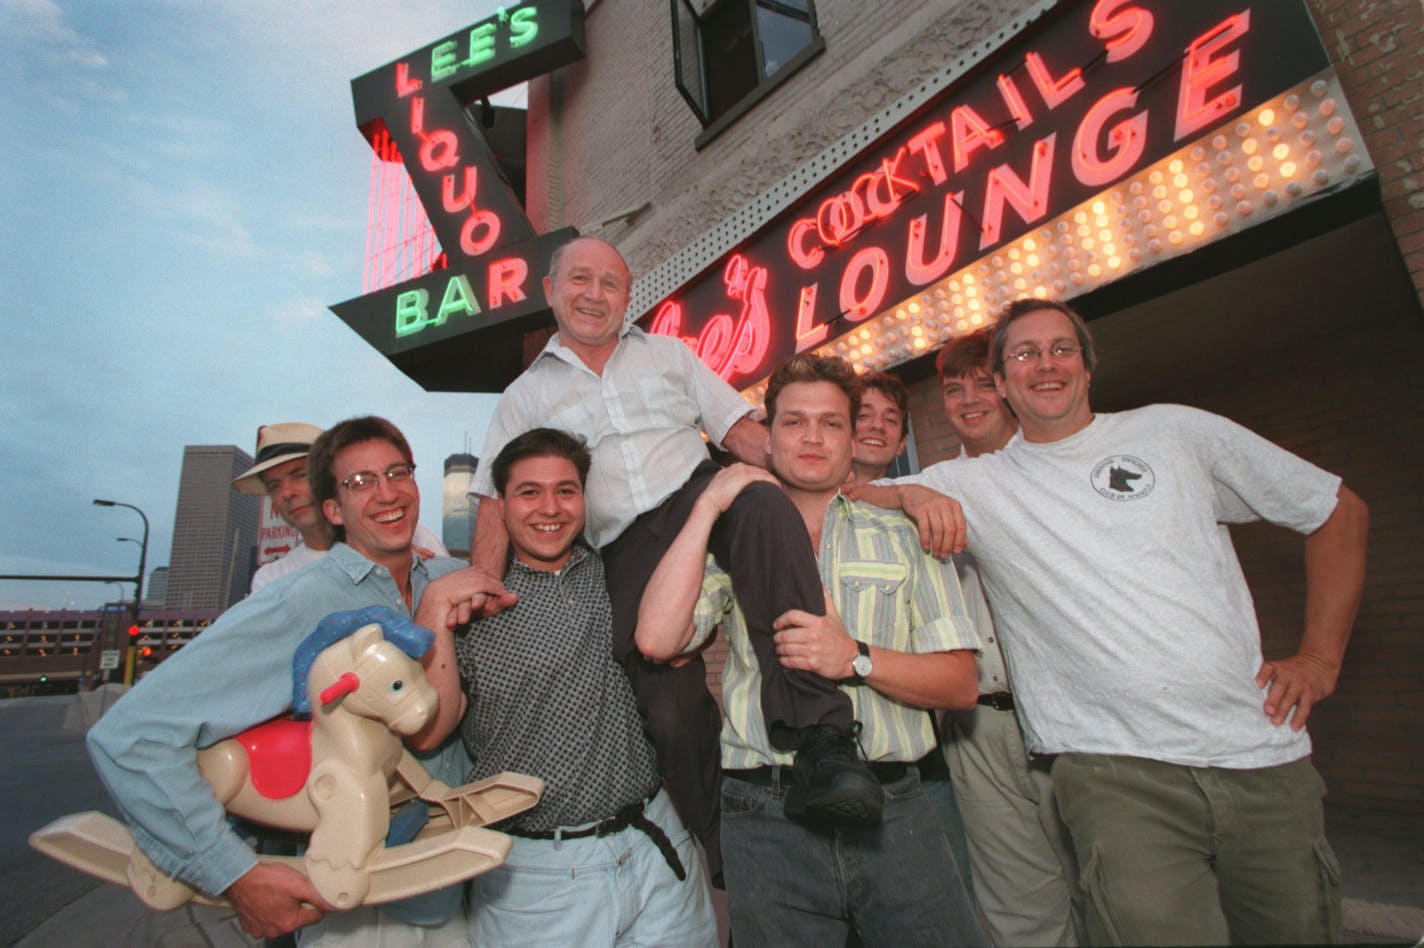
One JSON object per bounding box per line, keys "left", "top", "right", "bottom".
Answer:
{"left": 853, "top": 654, "right": 873, "bottom": 678}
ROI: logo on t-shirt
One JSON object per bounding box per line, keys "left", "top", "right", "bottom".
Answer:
{"left": 1091, "top": 455, "right": 1155, "bottom": 501}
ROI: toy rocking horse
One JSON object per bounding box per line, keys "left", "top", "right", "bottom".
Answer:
{"left": 30, "top": 606, "right": 543, "bottom": 911}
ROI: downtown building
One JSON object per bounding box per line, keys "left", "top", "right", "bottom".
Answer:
{"left": 331, "top": 0, "right": 1424, "bottom": 813}
{"left": 0, "top": 605, "right": 222, "bottom": 694}
{"left": 164, "top": 445, "right": 260, "bottom": 611}
{"left": 443, "top": 452, "right": 480, "bottom": 558}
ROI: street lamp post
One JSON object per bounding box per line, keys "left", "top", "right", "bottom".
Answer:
{"left": 117, "top": 537, "right": 142, "bottom": 570}
{"left": 94, "top": 500, "right": 148, "bottom": 685}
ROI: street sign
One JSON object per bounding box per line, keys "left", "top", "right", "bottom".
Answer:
{"left": 99, "top": 650, "right": 120, "bottom": 671}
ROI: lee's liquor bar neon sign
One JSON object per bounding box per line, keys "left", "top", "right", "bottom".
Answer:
{"left": 330, "top": 0, "right": 586, "bottom": 393}
{"left": 643, "top": 0, "right": 1335, "bottom": 392}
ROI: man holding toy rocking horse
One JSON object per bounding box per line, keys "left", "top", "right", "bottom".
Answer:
{"left": 88, "top": 416, "right": 506, "bottom": 944}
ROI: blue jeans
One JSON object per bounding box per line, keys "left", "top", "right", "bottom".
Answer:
{"left": 721, "top": 769, "right": 986, "bottom": 947}
{"left": 467, "top": 790, "right": 716, "bottom": 946}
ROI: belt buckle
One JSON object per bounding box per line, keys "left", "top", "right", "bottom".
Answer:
{"left": 983, "top": 691, "right": 1013, "bottom": 711}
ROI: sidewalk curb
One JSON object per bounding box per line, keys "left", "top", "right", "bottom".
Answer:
{"left": 1344, "top": 896, "right": 1424, "bottom": 942}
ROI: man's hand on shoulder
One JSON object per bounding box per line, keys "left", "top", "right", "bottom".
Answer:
{"left": 417, "top": 567, "right": 518, "bottom": 631}
{"left": 225, "top": 861, "right": 335, "bottom": 939}
{"left": 1256, "top": 652, "right": 1340, "bottom": 730}
{"left": 851, "top": 482, "right": 965, "bottom": 557}
{"left": 907, "top": 485, "right": 966, "bottom": 557}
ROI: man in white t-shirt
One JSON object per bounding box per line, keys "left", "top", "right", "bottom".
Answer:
{"left": 860, "top": 299, "right": 1368, "bottom": 945}
{"left": 234, "top": 422, "right": 447, "bottom": 593}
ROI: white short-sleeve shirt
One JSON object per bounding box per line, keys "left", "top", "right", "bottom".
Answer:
{"left": 471, "top": 326, "right": 754, "bottom": 548}
{"left": 905, "top": 404, "right": 1341, "bottom": 769}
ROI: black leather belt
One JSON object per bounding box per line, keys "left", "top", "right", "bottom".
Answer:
{"left": 507, "top": 790, "right": 686, "bottom": 880}
{"left": 977, "top": 691, "right": 1015, "bottom": 711}
{"left": 726, "top": 762, "right": 911, "bottom": 786}
{"left": 915, "top": 747, "right": 951, "bottom": 782}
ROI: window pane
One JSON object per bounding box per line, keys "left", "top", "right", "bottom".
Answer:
{"left": 755, "top": 0, "right": 813, "bottom": 78}
{"left": 703, "top": 0, "right": 759, "bottom": 119}
{"left": 671, "top": 0, "right": 711, "bottom": 123}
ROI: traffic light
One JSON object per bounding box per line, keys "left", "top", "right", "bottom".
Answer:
{"left": 140, "top": 646, "right": 153, "bottom": 659}
{"left": 128, "top": 625, "right": 140, "bottom": 640}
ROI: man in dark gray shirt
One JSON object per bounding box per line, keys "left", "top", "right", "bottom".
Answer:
{"left": 416, "top": 428, "right": 715, "bottom": 945}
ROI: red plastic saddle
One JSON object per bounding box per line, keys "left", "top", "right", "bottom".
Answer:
{"left": 235, "top": 717, "right": 313, "bottom": 799}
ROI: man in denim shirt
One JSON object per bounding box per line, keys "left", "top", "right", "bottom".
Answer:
{"left": 88, "top": 416, "right": 493, "bottom": 942}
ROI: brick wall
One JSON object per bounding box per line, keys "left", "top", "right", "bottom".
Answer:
{"left": 1311, "top": 0, "right": 1424, "bottom": 311}
{"left": 1178, "top": 318, "right": 1423, "bottom": 810}
{"left": 527, "top": 0, "right": 1029, "bottom": 276}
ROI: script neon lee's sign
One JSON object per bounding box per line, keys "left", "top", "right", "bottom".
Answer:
{"left": 649, "top": 0, "right": 1317, "bottom": 387}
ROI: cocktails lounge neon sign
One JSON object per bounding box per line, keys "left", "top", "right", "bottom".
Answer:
{"left": 645, "top": 0, "right": 1330, "bottom": 390}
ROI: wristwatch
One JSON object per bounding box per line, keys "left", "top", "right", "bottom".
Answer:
{"left": 851, "top": 640, "right": 873, "bottom": 682}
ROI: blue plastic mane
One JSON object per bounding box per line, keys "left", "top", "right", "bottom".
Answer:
{"left": 290, "top": 606, "right": 434, "bottom": 714}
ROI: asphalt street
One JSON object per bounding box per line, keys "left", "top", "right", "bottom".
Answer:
{"left": 0, "top": 693, "right": 119, "bottom": 946}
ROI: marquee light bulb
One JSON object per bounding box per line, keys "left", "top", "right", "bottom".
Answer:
{"left": 809, "top": 78, "right": 1365, "bottom": 388}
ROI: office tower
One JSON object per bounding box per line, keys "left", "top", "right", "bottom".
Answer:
{"left": 164, "top": 445, "right": 259, "bottom": 610}
{"left": 144, "top": 566, "right": 169, "bottom": 607}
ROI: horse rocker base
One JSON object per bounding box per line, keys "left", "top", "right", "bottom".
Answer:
{"left": 30, "top": 606, "right": 543, "bottom": 913}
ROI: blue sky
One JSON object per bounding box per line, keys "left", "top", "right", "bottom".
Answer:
{"left": 1, "top": 0, "right": 520, "bottom": 609}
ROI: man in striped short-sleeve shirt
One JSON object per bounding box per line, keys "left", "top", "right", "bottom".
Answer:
{"left": 635, "top": 354, "right": 986, "bottom": 946}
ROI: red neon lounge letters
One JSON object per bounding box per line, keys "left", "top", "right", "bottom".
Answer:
{"left": 653, "top": 1, "right": 1255, "bottom": 387}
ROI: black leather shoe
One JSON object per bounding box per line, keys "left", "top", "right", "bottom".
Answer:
{"left": 784, "top": 723, "right": 883, "bottom": 826}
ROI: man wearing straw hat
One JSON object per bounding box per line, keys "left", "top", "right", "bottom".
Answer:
{"left": 234, "top": 422, "right": 447, "bottom": 592}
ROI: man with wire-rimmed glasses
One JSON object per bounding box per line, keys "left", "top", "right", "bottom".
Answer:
{"left": 856, "top": 298, "right": 1368, "bottom": 945}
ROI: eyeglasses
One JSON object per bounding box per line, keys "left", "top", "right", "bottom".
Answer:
{"left": 1005, "top": 343, "right": 1082, "bottom": 364}
{"left": 339, "top": 463, "right": 416, "bottom": 492}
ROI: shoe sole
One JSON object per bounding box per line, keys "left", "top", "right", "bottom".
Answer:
{"left": 786, "top": 786, "right": 883, "bottom": 827}
{"left": 806, "top": 794, "right": 882, "bottom": 827}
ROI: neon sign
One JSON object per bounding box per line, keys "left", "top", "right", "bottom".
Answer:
{"left": 331, "top": 0, "right": 586, "bottom": 393}
{"left": 640, "top": 0, "right": 1329, "bottom": 392}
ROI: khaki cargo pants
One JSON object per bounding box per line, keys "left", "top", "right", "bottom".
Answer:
{"left": 1052, "top": 754, "right": 1341, "bottom": 946}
